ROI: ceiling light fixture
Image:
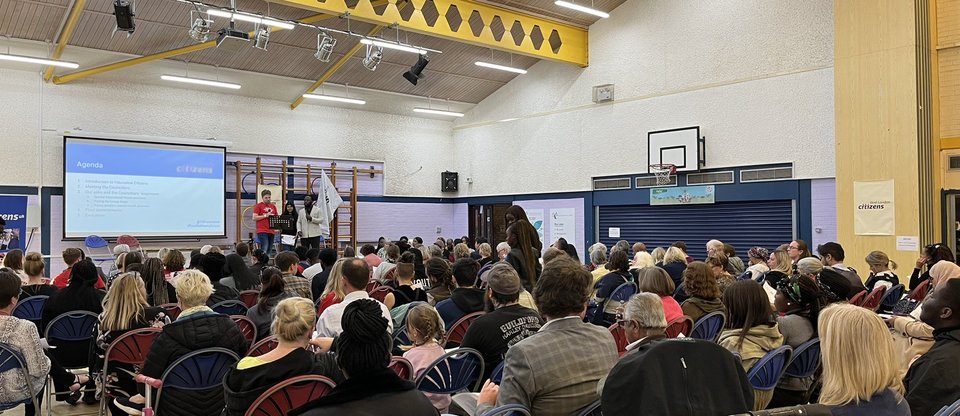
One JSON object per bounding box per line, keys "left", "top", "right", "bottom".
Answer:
{"left": 554, "top": 1, "right": 610, "bottom": 18}
{"left": 413, "top": 108, "right": 464, "bottom": 117}
{"left": 188, "top": 12, "right": 212, "bottom": 43}
{"left": 362, "top": 43, "right": 383, "bottom": 71}
{"left": 403, "top": 54, "right": 429, "bottom": 85}
{"left": 315, "top": 32, "right": 336, "bottom": 62}
{"left": 0, "top": 53, "right": 79, "bottom": 68}
{"left": 206, "top": 9, "right": 295, "bottom": 30}
{"left": 302, "top": 94, "right": 366, "bottom": 105}
{"left": 474, "top": 61, "right": 527, "bottom": 74}
{"left": 253, "top": 27, "right": 270, "bottom": 50}
{"left": 161, "top": 74, "right": 240, "bottom": 89}
{"left": 360, "top": 38, "right": 427, "bottom": 55}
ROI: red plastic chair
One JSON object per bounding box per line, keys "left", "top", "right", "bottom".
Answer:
{"left": 909, "top": 279, "right": 932, "bottom": 301}
{"left": 159, "top": 303, "right": 181, "bottom": 320}
{"left": 848, "top": 290, "right": 868, "bottom": 306}
{"left": 366, "top": 280, "right": 381, "bottom": 293}
{"left": 444, "top": 311, "right": 485, "bottom": 348}
{"left": 369, "top": 286, "right": 394, "bottom": 304}
{"left": 665, "top": 315, "right": 694, "bottom": 338}
{"left": 608, "top": 323, "right": 628, "bottom": 356}
{"left": 99, "top": 327, "right": 161, "bottom": 415}
{"left": 245, "top": 375, "right": 336, "bottom": 416}
{"left": 389, "top": 356, "right": 415, "bottom": 381}
{"left": 248, "top": 336, "right": 279, "bottom": 357}
{"left": 231, "top": 315, "right": 258, "bottom": 344}
{"left": 116, "top": 234, "right": 141, "bottom": 249}
{"left": 860, "top": 286, "right": 887, "bottom": 311}
{"left": 239, "top": 290, "right": 260, "bottom": 308}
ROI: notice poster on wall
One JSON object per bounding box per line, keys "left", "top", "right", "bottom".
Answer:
{"left": 550, "top": 208, "right": 576, "bottom": 245}
{"left": 854, "top": 180, "right": 895, "bottom": 235}
{"left": 0, "top": 195, "right": 26, "bottom": 251}
{"left": 526, "top": 209, "right": 545, "bottom": 244}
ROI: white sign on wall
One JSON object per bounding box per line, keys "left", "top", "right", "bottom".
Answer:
{"left": 550, "top": 208, "right": 576, "bottom": 245}
{"left": 853, "top": 180, "right": 895, "bottom": 236}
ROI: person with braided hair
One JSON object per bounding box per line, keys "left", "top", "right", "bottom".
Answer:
{"left": 769, "top": 273, "right": 829, "bottom": 407}
{"left": 291, "top": 299, "right": 439, "bottom": 416}
{"left": 402, "top": 304, "right": 450, "bottom": 412}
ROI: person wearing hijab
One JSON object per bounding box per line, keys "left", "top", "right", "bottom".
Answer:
{"left": 221, "top": 253, "right": 260, "bottom": 291}
{"left": 885, "top": 259, "right": 960, "bottom": 374}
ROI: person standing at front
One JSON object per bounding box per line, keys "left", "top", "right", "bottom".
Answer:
{"left": 253, "top": 189, "right": 278, "bottom": 256}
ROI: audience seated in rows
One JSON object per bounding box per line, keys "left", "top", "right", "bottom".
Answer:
{"left": 3, "top": 249, "right": 29, "bottom": 282}
{"left": 310, "top": 248, "right": 338, "bottom": 300}
{"left": 276, "top": 251, "right": 311, "bottom": 299}
{"left": 679, "top": 261, "right": 726, "bottom": 323}
{"left": 601, "top": 293, "right": 753, "bottom": 416}
{"left": 717, "top": 280, "right": 785, "bottom": 410}
{"left": 223, "top": 297, "right": 343, "bottom": 415}
{"left": 51, "top": 247, "right": 106, "bottom": 289}
{"left": 910, "top": 243, "right": 954, "bottom": 289}
{"left": 221, "top": 252, "right": 260, "bottom": 291}
{"left": 20, "top": 251, "right": 57, "bottom": 298}
{"left": 316, "top": 259, "right": 347, "bottom": 314}
{"left": 436, "top": 258, "right": 485, "bottom": 329}
{"left": 162, "top": 249, "right": 186, "bottom": 281}
{"left": 591, "top": 250, "right": 633, "bottom": 325}
{"left": 314, "top": 259, "right": 392, "bottom": 338}
{"left": 886, "top": 259, "right": 960, "bottom": 373}
{"left": 361, "top": 244, "right": 382, "bottom": 270}
{"left": 385, "top": 253, "right": 428, "bottom": 309}
{"left": 372, "top": 244, "right": 400, "bottom": 283}
{"left": 863, "top": 250, "right": 899, "bottom": 292}
{"left": 114, "top": 269, "right": 248, "bottom": 415}
{"left": 140, "top": 258, "right": 177, "bottom": 307}
{"left": 706, "top": 253, "right": 736, "bottom": 294}
{"left": 904, "top": 278, "right": 960, "bottom": 416}
{"left": 426, "top": 257, "right": 455, "bottom": 305}
{"left": 199, "top": 252, "right": 239, "bottom": 306}
{"left": 402, "top": 304, "right": 450, "bottom": 412}
{"left": 744, "top": 246, "right": 770, "bottom": 281}
{"left": 301, "top": 248, "right": 323, "bottom": 281}
{"left": 636, "top": 267, "right": 683, "bottom": 323}
{"left": 0, "top": 269, "right": 50, "bottom": 416}
{"left": 292, "top": 299, "right": 439, "bottom": 416}
{"left": 817, "top": 242, "right": 867, "bottom": 295}
{"left": 245, "top": 267, "right": 292, "bottom": 342}
{"left": 589, "top": 244, "right": 608, "bottom": 285}
{"left": 768, "top": 274, "right": 827, "bottom": 407}
{"left": 459, "top": 263, "right": 543, "bottom": 382}
{"left": 659, "top": 246, "right": 688, "bottom": 288}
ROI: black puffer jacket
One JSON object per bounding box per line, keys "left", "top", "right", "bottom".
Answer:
{"left": 141, "top": 311, "right": 248, "bottom": 416}
{"left": 222, "top": 348, "right": 344, "bottom": 416}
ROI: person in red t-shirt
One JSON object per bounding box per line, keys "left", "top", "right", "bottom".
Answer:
{"left": 52, "top": 247, "right": 106, "bottom": 289}
{"left": 253, "top": 189, "right": 279, "bottom": 257}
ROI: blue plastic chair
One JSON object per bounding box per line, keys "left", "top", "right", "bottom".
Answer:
{"left": 152, "top": 347, "right": 240, "bottom": 415}
{"left": 577, "top": 399, "right": 602, "bottom": 416}
{"left": 690, "top": 311, "right": 726, "bottom": 343}
{"left": 480, "top": 404, "right": 532, "bottom": 416}
{"left": 880, "top": 284, "right": 906, "bottom": 308}
{"left": 414, "top": 348, "right": 484, "bottom": 394}
{"left": 747, "top": 345, "right": 794, "bottom": 391}
{"left": 12, "top": 295, "right": 47, "bottom": 327}
{"left": 490, "top": 360, "right": 506, "bottom": 384}
{"left": 393, "top": 325, "right": 411, "bottom": 347}
{"left": 212, "top": 300, "right": 249, "bottom": 316}
{"left": 935, "top": 397, "right": 960, "bottom": 416}
{"left": 609, "top": 282, "right": 637, "bottom": 303}
{"left": 43, "top": 310, "right": 98, "bottom": 414}
{"left": 84, "top": 235, "right": 114, "bottom": 265}
{"left": 784, "top": 338, "right": 821, "bottom": 379}
{"left": 0, "top": 342, "right": 41, "bottom": 415}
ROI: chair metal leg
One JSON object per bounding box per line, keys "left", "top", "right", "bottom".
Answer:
{"left": 45, "top": 376, "right": 52, "bottom": 416}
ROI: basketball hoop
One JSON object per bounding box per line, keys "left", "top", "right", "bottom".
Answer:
{"left": 649, "top": 164, "right": 677, "bottom": 185}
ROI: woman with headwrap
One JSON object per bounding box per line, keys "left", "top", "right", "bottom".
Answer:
{"left": 291, "top": 299, "right": 439, "bottom": 415}
{"left": 769, "top": 274, "right": 829, "bottom": 407}
{"left": 885, "top": 260, "right": 960, "bottom": 374}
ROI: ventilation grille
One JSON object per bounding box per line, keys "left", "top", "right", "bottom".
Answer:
{"left": 740, "top": 167, "right": 793, "bottom": 182}
{"left": 949, "top": 156, "right": 960, "bottom": 170}
{"left": 636, "top": 176, "right": 677, "bottom": 188}
{"left": 687, "top": 171, "right": 734, "bottom": 185}
{"left": 593, "top": 178, "right": 631, "bottom": 190}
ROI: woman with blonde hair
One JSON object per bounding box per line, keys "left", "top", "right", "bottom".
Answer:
{"left": 864, "top": 251, "right": 899, "bottom": 292}
{"left": 317, "top": 259, "right": 347, "bottom": 314}
{"left": 402, "top": 304, "right": 449, "bottom": 411}
{"left": 630, "top": 251, "right": 655, "bottom": 271}
{"left": 222, "top": 297, "right": 343, "bottom": 415}
{"left": 91, "top": 273, "right": 167, "bottom": 415}
{"left": 453, "top": 243, "right": 471, "bottom": 260}
{"left": 661, "top": 246, "right": 688, "bottom": 288}
{"left": 477, "top": 243, "right": 494, "bottom": 268}
{"left": 819, "top": 304, "right": 910, "bottom": 414}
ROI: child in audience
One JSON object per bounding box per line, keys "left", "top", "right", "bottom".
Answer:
{"left": 402, "top": 304, "right": 450, "bottom": 412}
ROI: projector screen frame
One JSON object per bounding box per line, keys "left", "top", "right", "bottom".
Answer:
{"left": 61, "top": 135, "right": 228, "bottom": 241}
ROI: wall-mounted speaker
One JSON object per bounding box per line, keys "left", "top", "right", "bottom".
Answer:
{"left": 441, "top": 171, "right": 458, "bottom": 192}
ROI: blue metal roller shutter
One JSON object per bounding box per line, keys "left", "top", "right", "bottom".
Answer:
{"left": 598, "top": 200, "right": 794, "bottom": 261}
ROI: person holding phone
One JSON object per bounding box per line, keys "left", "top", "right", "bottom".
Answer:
{"left": 298, "top": 194, "right": 323, "bottom": 250}
{"left": 252, "top": 189, "right": 278, "bottom": 256}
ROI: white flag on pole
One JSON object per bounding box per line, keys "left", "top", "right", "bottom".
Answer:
{"left": 318, "top": 170, "right": 344, "bottom": 237}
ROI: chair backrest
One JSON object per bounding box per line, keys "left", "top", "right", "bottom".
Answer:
{"left": 212, "top": 300, "right": 249, "bottom": 316}
{"left": 369, "top": 286, "right": 393, "bottom": 303}
{"left": 104, "top": 327, "right": 161, "bottom": 366}
{"left": 860, "top": 286, "right": 888, "bottom": 311}
{"left": 248, "top": 336, "right": 279, "bottom": 357}
{"left": 690, "top": 311, "right": 726, "bottom": 342}
{"left": 577, "top": 399, "right": 602, "bottom": 416}
{"left": 393, "top": 325, "right": 411, "bottom": 348}
{"left": 910, "top": 279, "right": 932, "bottom": 301}
{"left": 160, "top": 303, "right": 181, "bottom": 320}
{"left": 784, "top": 338, "right": 821, "bottom": 379}
{"left": 880, "top": 284, "right": 905, "bottom": 307}
{"left": 365, "top": 280, "right": 381, "bottom": 293}
{"left": 934, "top": 397, "right": 960, "bottom": 416}
{"left": 44, "top": 310, "right": 98, "bottom": 343}
{"left": 238, "top": 290, "right": 260, "bottom": 308}
{"left": 155, "top": 348, "right": 239, "bottom": 413}
{"left": 746, "top": 345, "right": 794, "bottom": 391}
{"left": 609, "top": 282, "right": 638, "bottom": 303}
{"left": 84, "top": 235, "right": 109, "bottom": 249}
{"left": 244, "top": 375, "right": 336, "bottom": 416}
{"left": 479, "top": 404, "right": 532, "bottom": 416}
{"left": 490, "top": 360, "right": 506, "bottom": 384}
{"left": 388, "top": 356, "right": 415, "bottom": 381}
{"left": 116, "top": 234, "right": 141, "bottom": 249}
{"left": 12, "top": 295, "right": 47, "bottom": 323}
{"left": 444, "top": 311, "right": 485, "bottom": 348}
{"left": 0, "top": 342, "right": 40, "bottom": 413}
{"left": 414, "top": 348, "right": 484, "bottom": 394}
{"left": 231, "top": 315, "right": 258, "bottom": 344}
{"left": 665, "top": 315, "right": 694, "bottom": 338}
{"left": 848, "top": 290, "right": 868, "bottom": 306}
{"left": 608, "top": 323, "right": 629, "bottom": 355}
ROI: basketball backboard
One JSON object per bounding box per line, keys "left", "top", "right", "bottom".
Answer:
{"left": 647, "top": 126, "right": 704, "bottom": 173}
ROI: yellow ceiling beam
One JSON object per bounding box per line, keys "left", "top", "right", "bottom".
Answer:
{"left": 51, "top": 1, "right": 392, "bottom": 85}
{"left": 273, "top": 0, "right": 589, "bottom": 67}
{"left": 291, "top": 25, "right": 385, "bottom": 110}
{"left": 43, "top": 0, "right": 87, "bottom": 81}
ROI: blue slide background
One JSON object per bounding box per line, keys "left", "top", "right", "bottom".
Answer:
{"left": 64, "top": 138, "right": 226, "bottom": 238}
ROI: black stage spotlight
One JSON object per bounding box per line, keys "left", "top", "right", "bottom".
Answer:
{"left": 113, "top": 0, "right": 136, "bottom": 34}
{"left": 403, "top": 54, "right": 429, "bottom": 85}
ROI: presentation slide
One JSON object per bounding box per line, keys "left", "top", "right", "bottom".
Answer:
{"left": 64, "top": 137, "right": 226, "bottom": 239}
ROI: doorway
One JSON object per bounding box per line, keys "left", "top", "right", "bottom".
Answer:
{"left": 469, "top": 204, "right": 511, "bottom": 245}
{"left": 943, "top": 192, "right": 960, "bottom": 259}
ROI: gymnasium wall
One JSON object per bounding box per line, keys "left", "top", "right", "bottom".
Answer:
{"left": 452, "top": 0, "right": 836, "bottom": 196}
